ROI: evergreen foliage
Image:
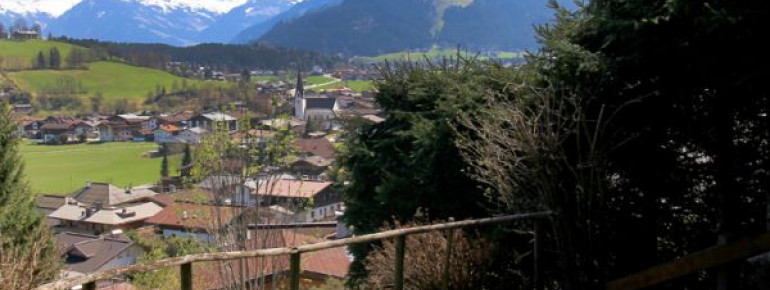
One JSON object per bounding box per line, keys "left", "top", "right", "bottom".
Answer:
{"left": 0, "top": 102, "right": 59, "bottom": 288}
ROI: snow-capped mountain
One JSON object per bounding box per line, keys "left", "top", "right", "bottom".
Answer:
{"left": 46, "top": 0, "right": 252, "bottom": 46}
{"left": 0, "top": 0, "right": 79, "bottom": 29}
{"left": 198, "top": 0, "right": 301, "bottom": 43}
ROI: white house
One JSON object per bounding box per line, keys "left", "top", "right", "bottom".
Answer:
{"left": 178, "top": 127, "right": 207, "bottom": 144}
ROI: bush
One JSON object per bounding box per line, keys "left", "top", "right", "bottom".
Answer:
{"left": 364, "top": 221, "right": 492, "bottom": 290}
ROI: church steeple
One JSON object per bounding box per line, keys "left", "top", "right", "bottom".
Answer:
{"left": 294, "top": 68, "right": 305, "bottom": 119}
{"left": 294, "top": 68, "right": 304, "bottom": 99}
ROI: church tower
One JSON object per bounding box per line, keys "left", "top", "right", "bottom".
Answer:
{"left": 294, "top": 69, "right": 305, "bottom": 119}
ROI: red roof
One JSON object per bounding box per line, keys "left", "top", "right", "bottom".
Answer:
{"left": 295, "top": 138, "right": 335, "bottom": 159}
{"left": 253, "top": 179, "right": 332, "bottom": 198}
{"left": 145, "top": 202, "right": 240, "bottom": 230}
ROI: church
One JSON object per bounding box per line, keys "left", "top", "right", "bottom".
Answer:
{"left": 293, "top": 70, "right": 339, "bottom": 129}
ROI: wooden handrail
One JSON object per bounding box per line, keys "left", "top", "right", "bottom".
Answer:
{"left": 37, "top": 211, "right": 552, "bottom": 290}
{"left": 606, "top": 232, "right": 770, "bottom": 290}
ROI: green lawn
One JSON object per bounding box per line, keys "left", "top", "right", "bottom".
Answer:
{"left": 317, "top": 80, "right": 374, "bottom": 92}
{"left": 306, "top": 75, "right": 336, "bottom": 85}
{"left": 252, "top": 75, "right": 335, "bottom": 85}
{"left": 0, "top": 39, "right": 81, "bottom": 70}
{"left": 8, "top": 61, "right": 217, "bottom": 100}
{"left": 21, "top": 142, "right": 182, "bottom": 195}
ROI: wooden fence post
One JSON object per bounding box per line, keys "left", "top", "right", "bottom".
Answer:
{"left": 534, "top": 219, "right": 543, "bottom": 290}
{"left": 394, "top": 235, "right": 407, "bottom": 290}
{"left": 181, "top": 262, "right": 192, "bottom": 290}
{"left": 290, "top": 248, "right": 301, "bottom": 290}
{"left": 442, "top": 217, "right": 455, "bottom": 290}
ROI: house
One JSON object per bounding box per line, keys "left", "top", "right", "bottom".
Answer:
{"left": 36, "top": 195, "right": 67, "bottom": 227}
{"left": 178, "top": 127, "right": 208, "bottom": 144}
{"left": 70, "top": 182, "right": 159, "bottom": 207}
{"left": 49, "top": 199, "right": 165, "bottom": 233}
{"left": 154, "top": 124, "right": 181, "bottom": 143}
{"left": 41, "top": 123, "right": 76, "bottom": 144}
{"left": 18, "top": 116, "right": 45, "bottom": 139}
{"left": 145, "top": 202, "right": 241, "bottom": 242}
{"left": 99, "top": 116, "right": 144, "bottom": 142}
{"left": 295, "top": 137, "right": 336, "bottom": 160}
{"left": 12, "top": 103, "right": 33, "bottom": 115}
{"left": 56, "top": 232, "right": 144, "bottom": 275}
{"left": 11, "top": 30, "right": 39, "bottom": 40}
{"left": 251, "top": 179, "right": 341, "bottom": 222}
{"left": 189, "top": 112, "right": 238, "bottom": 132}
{"left": 290, "top": 156, "right": 333, "bottom": 180}
{"left": 157, "top": 111, "right": 194, "bottom": 127}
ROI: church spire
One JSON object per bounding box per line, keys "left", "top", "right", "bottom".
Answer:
{"left": 295, "top": 68, "right": 304, "bottom": 99}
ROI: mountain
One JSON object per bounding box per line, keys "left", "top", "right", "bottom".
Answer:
{"left": 199, "top": 0, "right": 299, "bottom": 43}
{"left": 254, "top": 0, "right": 566, "bottom": 56}
{"left": 45, "top": 0, "right": 253, "bottom": 46}
{"left": 231, "top": 0, "right": 343, "bottom": 44}
{"left": 0, "top": 0, "right": 79, "bottom": 29}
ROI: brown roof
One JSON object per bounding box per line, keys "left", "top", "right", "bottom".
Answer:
{"left": 37, "top": 195, "right": 67, "bottom": 210}
{"left": 70, "top": 183, "right": 158, "bottom": 206}
{"left": 145, "top": 202, "right": 240, "bottom": 231}
{"left": 56, "top": 232, "right": 136, "bottom": 274}
{"left": 295, "top": 138, "right": 335, "bottom": 159}
{"left": 41, "top": 123, "right": 75, "bottom": 130}
{"left": 253, "top": 179, "right": 332, "bottom": 199}
{"left": 291, "top": 156, "right": 333, "bottom": 168}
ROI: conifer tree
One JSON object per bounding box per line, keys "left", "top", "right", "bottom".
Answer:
{"left": 182, "top": 143, "right": 192, "bottom": 166}
{"left": 35, "top": 51, "right": 46, "bottom": 69}
{"left": 161, "top": 145, "right": 169, "bottom": 178}
{"left": 0, "top": 102, "right": 59, "bottom": 287}
{"left": 48, "top": 47, "right": 60, "bottom": 69}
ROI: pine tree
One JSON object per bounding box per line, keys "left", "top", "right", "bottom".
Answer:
{"left": 35, "top": 51, "right": 46, "bottom": 69}
{"left": 182, "top": 143, "right": 192, "bottom": 167}
{"left": 161, "top": 145, "right": 169, "bottom": 178}
{"left": 48, "top": 47, "right": 60, "bottom": 69}
{"left": 0, "top": 102, "right": 60, "bottom": 286}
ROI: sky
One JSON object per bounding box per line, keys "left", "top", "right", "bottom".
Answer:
{"left": 0, "top": 0, "right": 252, "bottom": 16}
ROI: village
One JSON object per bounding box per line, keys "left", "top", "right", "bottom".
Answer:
{"left": 14, "top": 71, "right": 384, "bottom": 289}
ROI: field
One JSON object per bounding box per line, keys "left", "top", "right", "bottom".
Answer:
{"left": 7, "top": 61, "right": 216, "bottom": 100}
{"left": 316, "top": 80, "right": 374, "bottom": 92}
{"left": 252, "top": 74, "right": 336, "bottom": 85}
{"left": 0, "top": 39, "right": 80, "bottom": 70}
{"left": 20, "top": 142, "right": 182, "bottom": 195}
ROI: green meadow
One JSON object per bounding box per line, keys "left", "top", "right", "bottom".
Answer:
{"left": 20, "top": 142, "right": 182, "bottom": 195}
{"left": 8, "top": 61, "right": 216, "bottom": 100}
{"left": 317, "top": 80, "right": 374, "bottom": 92}
{"left": 0, "top": 39, "right": 80, "bottom": 70}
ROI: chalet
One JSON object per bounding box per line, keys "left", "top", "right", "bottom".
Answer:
{"left": 250, "top": 179, "right": 342, "bottom": 222}
{"left": 56, "top": 232, "right": 144, "bottom": 275}
{"left": 18, "top": 116, "right": 45, "bottom": 139}
{"left": 36, "top": 195, "right": 67, "bottom": 227}
{"left": 99, "top": 116, "right": 144, "bottom": 142}
{"left": 12, "top": 103, "right": 33, "bottom": 115}
{"left": 70, "top": 182, "right": 159, "bottom": 207}
{"left": 41, "top": 123, "right": 76, "bottom": 143}
{"left": 154, "top": 124, "right": 181, "bottom": 143}
{"left": 145, "top": 202, "right": 241, "bottom": 242}
{"left": 189, "top": 112, "right": 238, "bottom": 132}
{"left": 157, "top": 111, "right": 194, "bottom": 127}
{"left": 11, "top": 30, "right": 39, "bottom": 40}
{"left": 290, "top": 156, "right": 333, "bottom": 180}
{"left": 49, "top": 198, "right": 164, "bottom": 233}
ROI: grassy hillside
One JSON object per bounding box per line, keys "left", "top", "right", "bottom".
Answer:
{"left": 7, "top": 61, "right": 215, "bottom": 100}
{"left": 317, "top": 80, "right": 374, "bottom": 92}
{"left": 21, "top": 142, "right": 182, "bottom": 194}
{"left": 0, "top": 40, "right": 81, "bottom": 70}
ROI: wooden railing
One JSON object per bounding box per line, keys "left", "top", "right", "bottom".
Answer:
{"left": 37, "top": 211, "right": 553, "bottom": 290}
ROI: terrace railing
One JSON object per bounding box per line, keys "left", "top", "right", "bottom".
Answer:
{"left": 37, "top": 211, "right": 553, "bottom": 290}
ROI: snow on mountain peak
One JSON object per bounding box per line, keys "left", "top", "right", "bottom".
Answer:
{"left": 134, "top": 0, "right": 249, "bottom": 14}
{"left": 0, "top": 0, "right": 81, "bottom": 17}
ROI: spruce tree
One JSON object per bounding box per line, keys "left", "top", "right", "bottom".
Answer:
{"left": 35, "top": 51, "right": 46, "bottom": 69}
{"left": 160, "top": 145, "right": 169, "bottom": 178}
{"left": 48, "top": 47, "right": 60, "bottom": 69}
{"left": 182, "top": 143, "right": 192, "bottom": 166}
{"left": 0, "top": 102, "right": 59, "bottom": 286}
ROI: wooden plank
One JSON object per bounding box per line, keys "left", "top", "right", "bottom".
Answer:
{"left": 36, "top": 212, "right": 552, "bottom": 290}
{"left": 394, "top": 235, "right": 406, "bottom": 290}
{"left": 607, "top": 232, "right": 770, "bottom": 290}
